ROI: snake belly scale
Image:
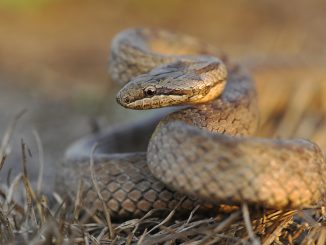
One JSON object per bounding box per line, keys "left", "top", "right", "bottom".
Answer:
{"left": 59, "top": 28, "right": 326, "bottom": 219}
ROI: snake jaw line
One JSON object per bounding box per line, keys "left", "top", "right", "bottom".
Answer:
{"left": 118, "top": 94, "right": 188, "bottom": 110}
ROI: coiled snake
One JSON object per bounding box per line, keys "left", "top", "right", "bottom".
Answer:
{"left": 60, "top": 28, "right": 326, "bottom": 220}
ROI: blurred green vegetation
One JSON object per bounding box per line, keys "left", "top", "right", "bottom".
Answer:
{"left": 0, "top": 0, "right": 51, "bottom": 9}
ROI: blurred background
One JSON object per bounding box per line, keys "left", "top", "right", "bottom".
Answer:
{"left": 0, "top": 0, "right": 325, "bottom": 192}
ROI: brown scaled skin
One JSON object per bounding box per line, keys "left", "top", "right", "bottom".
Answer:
{"left": 59, "top": 28, "right": 326, "bottom": 220}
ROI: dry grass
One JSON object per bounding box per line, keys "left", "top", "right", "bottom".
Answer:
{"left": 1, "top": 79, "right": 326, "bottom": 244}
{"left": 0, "top": 1, "right": 325, "bottom": 244}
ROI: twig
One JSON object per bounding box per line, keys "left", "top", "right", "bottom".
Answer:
{"left": 137, "top": 228, "right": 148, "bottom": 245}
{"left": 89, "top": 143, "right": 115, "bottom": 239}
{"left": 198, "top": 211, "right": 241, "bottom": 245}
{"left": 146, "top": 196, "right": 186, "bottom": 235}
{"left": 242, "top": 203, "right": 260, "bottom": 245}
{"left": 262, "top": 214, "right": 293, "bottom": 245}
{"left": 185, "top": 205, "right": 200, "bottom": 225}
{"left": 73, "top": 179, "right": 84, "bottom": 222}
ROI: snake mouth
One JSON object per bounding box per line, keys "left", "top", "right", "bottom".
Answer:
{"left": 117, "top": 94, "right": 187, "bottom": 110}
{"left": 116, "top": 85, "right": 191, "bottom": 109}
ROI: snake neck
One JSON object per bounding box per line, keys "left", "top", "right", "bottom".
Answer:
{"left": 154, "top": 64, "right": 258, "bottom": 139}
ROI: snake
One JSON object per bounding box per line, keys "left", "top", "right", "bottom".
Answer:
{"left": 59, "top": 28, "right": 326, "bottom": 220}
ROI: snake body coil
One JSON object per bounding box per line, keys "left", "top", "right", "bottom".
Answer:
{"left": 60, "top": 28, "right": 326, "bottom": 219}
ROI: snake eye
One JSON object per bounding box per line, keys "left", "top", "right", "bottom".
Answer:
{"left": 144, "top": 86, "right": 156, "bottom": 97}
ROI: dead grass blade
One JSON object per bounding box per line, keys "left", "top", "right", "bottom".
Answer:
{"left": 0, "top": 109, "right": 26, "bottom": 170}
{"left": 242, "top": 203, "right": 260, "bottom": 245}
{"left": 33, "top": 130, "right": 45, "bottom": 196}
{"left": 89, "top": 143, "right": 115, "bottom": 239}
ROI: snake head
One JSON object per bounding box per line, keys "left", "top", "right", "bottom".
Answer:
{"left": 116, "top": 59, "right": 227, "bottom": 110}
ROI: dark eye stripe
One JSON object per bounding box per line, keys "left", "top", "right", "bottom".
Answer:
{"left": 156, "top": 87, "right": 194, "bottom": 96}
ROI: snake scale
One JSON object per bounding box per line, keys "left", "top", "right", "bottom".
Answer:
{"left": 59, "top": 28, "right": 326, "bottom": 220}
